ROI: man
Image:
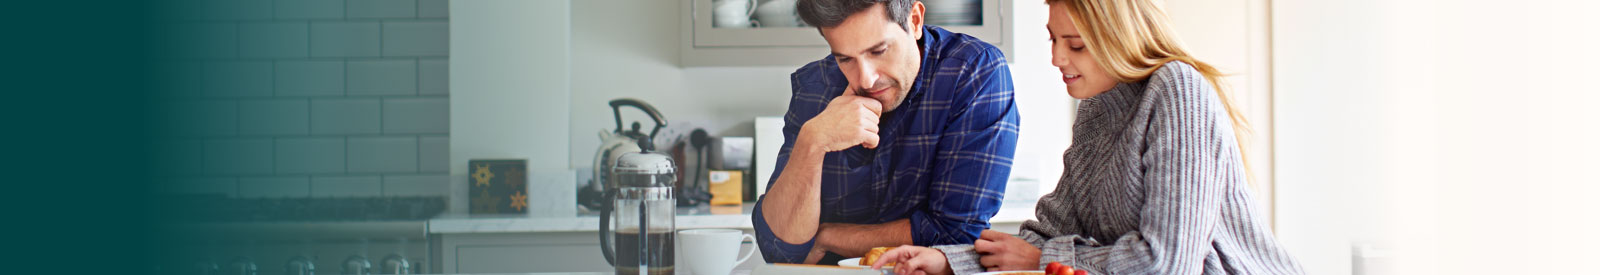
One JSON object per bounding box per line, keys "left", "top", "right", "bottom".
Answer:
{"left": 751, "top": 0, "right": 1020, "bottom": 265}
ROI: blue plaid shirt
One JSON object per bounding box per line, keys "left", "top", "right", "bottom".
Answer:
{"left": 752, "top": 25, "right": 1020, "bottom": 264}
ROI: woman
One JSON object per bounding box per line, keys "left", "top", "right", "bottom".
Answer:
{"left": 870, "top": 0, "right": 1303, "bottom": 274}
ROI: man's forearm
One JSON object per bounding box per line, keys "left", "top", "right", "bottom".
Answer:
{"left": 817, "top": 219, "right": 915, "bottom": 257}
{"left": 760, "top": 136, "right": 827, "bottom": 245}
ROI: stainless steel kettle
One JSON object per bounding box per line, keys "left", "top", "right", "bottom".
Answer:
{"left": 578, "top": 98, "right": 668, "bottom": 211}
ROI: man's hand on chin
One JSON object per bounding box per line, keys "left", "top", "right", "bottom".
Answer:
{"left": 799, "top": 94, "right": 883, "bottom": 153}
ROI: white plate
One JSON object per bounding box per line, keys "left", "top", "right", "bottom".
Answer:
{"left": 838, "top": 257, "right": 866, "bottom": 268}
{"left": 972, "top": 271, "right": 1047, "bottom": 275}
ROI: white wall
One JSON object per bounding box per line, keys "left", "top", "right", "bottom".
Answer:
{"left": 449, "top": 0, "right": 572, "bottom": 212}
{"left": 1005, "top": 0, "right": 1073, "bottom": 201}
{"left": 1274, "top": 0, "right": 1600, "bottom": 274}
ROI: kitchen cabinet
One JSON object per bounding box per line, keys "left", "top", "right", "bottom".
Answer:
{"left": 680, "top": 0, "right": 1013, "bottom": 67}
{"left": 425, "top": 203, "right": 1039, "bottom": 273}
{"left": 427, "top": 207, "right": 763, "bottom": 273}
{"left": 435, "top": 232, "right": 611, "bottom": 273}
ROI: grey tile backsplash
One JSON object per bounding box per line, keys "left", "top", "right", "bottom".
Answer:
{"left": 154, "top": 0, "right": 450, "bottom": 199}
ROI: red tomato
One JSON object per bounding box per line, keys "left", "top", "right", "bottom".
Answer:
{"left": 1052, "top": 265, "right": 1070, "bottom": 275}
{"left": 1073, "top": 269, "right": 1088, "bottom": 275}
{"left": 1046, "top": 262, "right": 1063, "bottom": 275}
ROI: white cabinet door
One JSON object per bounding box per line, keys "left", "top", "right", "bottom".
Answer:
{"left": 456, "top": 243, "right": 611, "bottom": 273}
{"left": 440, "top": 232, "right": 613, "bottom": 273}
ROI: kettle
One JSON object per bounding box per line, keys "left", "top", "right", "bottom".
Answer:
{"left": 578, "top": 98, "right": 668, "bottom": 211}
{"left": 598, "top": 151, "right": 678, "bottom": 275}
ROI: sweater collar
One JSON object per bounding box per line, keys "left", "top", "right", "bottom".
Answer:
{"left": 1076, "top": 80, "right": 1147, "bottom": 125}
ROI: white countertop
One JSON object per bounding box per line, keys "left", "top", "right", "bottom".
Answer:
{"left": 429, "top": 201, "right": 1038, "bottom": 234}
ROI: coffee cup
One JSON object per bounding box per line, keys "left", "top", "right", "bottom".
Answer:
{"left": 678, "top": 229, "right": 756, "bottom": 275}
{"left": 713, "top": 0, "right": 757, "bottom": 28}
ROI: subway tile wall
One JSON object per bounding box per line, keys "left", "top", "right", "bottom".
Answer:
{"left": 154, "top": 0, "right": 450, "bottom": 199}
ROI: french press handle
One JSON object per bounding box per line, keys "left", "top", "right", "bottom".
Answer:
{"left": 597, "top": 188, "right": 617, "bottom": 266}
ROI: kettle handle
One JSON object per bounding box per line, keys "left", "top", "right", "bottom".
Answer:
{"left": 609, "top": 98, "right": 669, "bottom": 141}
{"left": 597, "top": 188, "right": 617, "bottom": 266}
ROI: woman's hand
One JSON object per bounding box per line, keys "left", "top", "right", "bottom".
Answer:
{"left": 872, "top": 245, "right": 952, "bottom": 275}
{"left": 974, "top": 229, "right": 1043, "bottom": 271}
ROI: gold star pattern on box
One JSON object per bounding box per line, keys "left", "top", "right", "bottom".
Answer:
{"left": 509, "top": 191, "right": 528, "bottom": 211}
{"left": 472, "top": 164, "right": 495, "bottom": 187}
{"left": 467, "top": 159, "right": 528, "bottom": 214}
{"left": 471, "top": 190, "right": 502, "bottom": 213}
{"left": 504, "top": 166, "right": 525, "bottom": 189}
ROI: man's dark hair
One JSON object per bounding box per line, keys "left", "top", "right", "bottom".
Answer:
{"left": 797, "top": 0, "right": 916, "bottom": 31}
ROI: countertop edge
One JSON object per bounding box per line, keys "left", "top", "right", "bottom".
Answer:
{"left": 429, "top": 204, "right": 1037, "bottom": 234}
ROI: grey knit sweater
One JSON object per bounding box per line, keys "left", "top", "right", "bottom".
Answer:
{"left": 935, "top": 62, "right": 1304, "bottom": 274}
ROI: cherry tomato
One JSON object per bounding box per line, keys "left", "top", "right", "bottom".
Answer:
{"left": 1046, "top": 262, "right": 1063, "bottom": 275}
{"left": 1063, "top": 265, "right": 1075, "bottom": 275}
{"left": 1073, "top": 269, "right": 1088, "bottom": 275}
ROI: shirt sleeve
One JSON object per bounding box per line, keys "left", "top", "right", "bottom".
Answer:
{"left": 752, "top": 196, "right": 816, "bottom": 263}
{"left": 1041, "top": 65, "right": 1234, "bottom": 274}
{"left": 911, "top": 50, "right": 1020, "bottom": 247}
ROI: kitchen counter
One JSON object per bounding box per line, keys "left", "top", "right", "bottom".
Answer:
{"left": 428, "top": 201, "right": 1039, "bottom": 234}
{"left": 429, "top": 203, "right": 757, "bottom": 234}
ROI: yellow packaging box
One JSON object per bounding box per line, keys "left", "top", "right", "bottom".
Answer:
{"left": 708, "top": 170, "right": 743, "bottom": 206}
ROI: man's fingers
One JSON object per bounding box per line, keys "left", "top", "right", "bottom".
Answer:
{"left": 864, "top": 120, "right": 879, "bottom": 134}
{"left": 861, "top": 131, "right": 880, "bottom": 149}
{"left": 977, "top": 253, "right": 1001, "bottom": 270}
{"left": 980, "top": 229, "right": 1011, "bottom": 240}
{"left": 974, "top": 239, "right": 1000, "bottom": 254}
{"left": 854, "top": 96, "right": 884, "bottom": 116}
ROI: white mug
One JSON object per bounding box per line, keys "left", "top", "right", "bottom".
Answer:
{"left": 678, "top": 229, "right": 756, "bottom": 275}
{"left": 712, "top": 0, "right": 758, "bottom": 28}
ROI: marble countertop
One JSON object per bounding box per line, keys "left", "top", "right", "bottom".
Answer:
{"left": 429, "top": 201, "right": 1038, "bottom": 234}
{"left": 429, "top": 203, "right": 758, "bottom": 234}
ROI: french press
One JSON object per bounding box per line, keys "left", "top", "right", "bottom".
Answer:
{"left": 598, "top": 151, "right": 677, "bottom": 275}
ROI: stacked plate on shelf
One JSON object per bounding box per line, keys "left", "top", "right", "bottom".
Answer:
{"left": 924, "top": 0, "right": 982, "bottom": 26}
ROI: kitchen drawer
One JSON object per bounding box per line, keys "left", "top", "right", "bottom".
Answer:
{"left": 456, "top": 243, "right": 609, "bottom": 273}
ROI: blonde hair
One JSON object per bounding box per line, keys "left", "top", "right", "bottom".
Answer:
{"left": 1047, "top": 0, "right": 1255, "bottom": 183}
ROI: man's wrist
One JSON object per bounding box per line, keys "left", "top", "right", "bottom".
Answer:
{"left": 813, "top": 223, "right": 833, "bottom": 252}
{"left": 792, "top": 128, "right": 826, "bottom": 157}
